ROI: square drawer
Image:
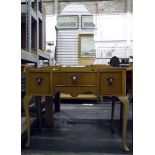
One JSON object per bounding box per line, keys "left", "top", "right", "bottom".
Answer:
{"left": 27, "top": 72, "right": 51, "bottom": 95}
{"left": 99, "top": 71, "right": 125, "bottom": 95}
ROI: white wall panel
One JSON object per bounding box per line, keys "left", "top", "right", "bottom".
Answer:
{"left": 93, "top": 13, "right": 133, "bottom": 64}
{"left": 56, "top": 5, "right": 94, "bottom": 65}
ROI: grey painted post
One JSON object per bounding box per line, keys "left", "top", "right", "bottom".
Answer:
{"left": 28, "top": 0, "right": 31, "bottom": 53}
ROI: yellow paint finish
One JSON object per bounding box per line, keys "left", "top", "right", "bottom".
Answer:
{"left": 99, "top": 71, "right": 122, "bottom": 95}
{"left": 52, "top": 72, "right": 97, "bottom": 86}
{"left": 23, "top": 65, "right": 129, "bottom": 151}
{"left": 53, "top": 86, "right": 98, "bottom": 98}
{"left": 27, "top": 72, "right": 52, "bottom": 96}
{"left": 60, "top": 93, "right": 97, "bottom": 100}
{"left": 118, "top": 96, "right": 130, "bottom": 152}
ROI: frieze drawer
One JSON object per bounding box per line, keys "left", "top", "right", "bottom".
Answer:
{"left": 27, "top": 72, "right": 51, "bottom": 95}
{"left": 99, "top": 71, "right": 126, "bottom": 96}
{"left": 52, "top": 72, "right": 97, "bottom": 86}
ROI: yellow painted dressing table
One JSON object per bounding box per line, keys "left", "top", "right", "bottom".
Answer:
{"left": 23, "top": 65, "right": 130, "bottom": 151}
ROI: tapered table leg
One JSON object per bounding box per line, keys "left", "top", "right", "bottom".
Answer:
{"left": 118, "top": 96, "right": 130, "bottom": 152}
{"left": 23, "top": 95, "right": 32, "bottom": 147}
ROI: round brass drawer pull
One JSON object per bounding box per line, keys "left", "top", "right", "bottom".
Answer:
{"left": 107, "top": 77, "right": 113, "bottom": 86}
{"left": 71, "top": 75, "right": 78, "bottom": 84}
{"left": 36, "top": 77, "right": 43, "bottom": 85}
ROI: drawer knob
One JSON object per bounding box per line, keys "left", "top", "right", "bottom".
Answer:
{"left": 107, "top": 77, "right": 113, "bottom": 86}
{"left": 71, "top": 75, "right": 78, "bottom": 84}
{"left": 36, "top": 77, "right": 43, "bottom": 85}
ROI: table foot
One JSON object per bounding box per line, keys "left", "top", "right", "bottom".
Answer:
{"left": 124, "top": 144, "right": 130, "bottom": 152}
{"left": 24, "top": 142, "right": 30, "bottom": 148}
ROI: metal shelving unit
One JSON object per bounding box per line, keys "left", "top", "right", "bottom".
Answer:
{"left": 21, "top": 0, "right": 50, "bottom": 66}
{"left": 21, "top": 1, "right": 51, "bottom": 135}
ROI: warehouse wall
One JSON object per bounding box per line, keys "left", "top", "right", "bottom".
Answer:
{"left": 94, "top": 13, "right": 133, "bottom": 64}
{"left": 43, "top": 0, "right": 133, "bottom": 15}
{"left": 44, "top": 1, "right": 133, "bottom": 65}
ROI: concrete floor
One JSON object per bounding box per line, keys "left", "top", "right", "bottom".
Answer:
{"left": 22, "top": 152, "right": 132, "bottom": 155}
{"left": 21, "top": 102, "right": 133, "bottom": 155}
